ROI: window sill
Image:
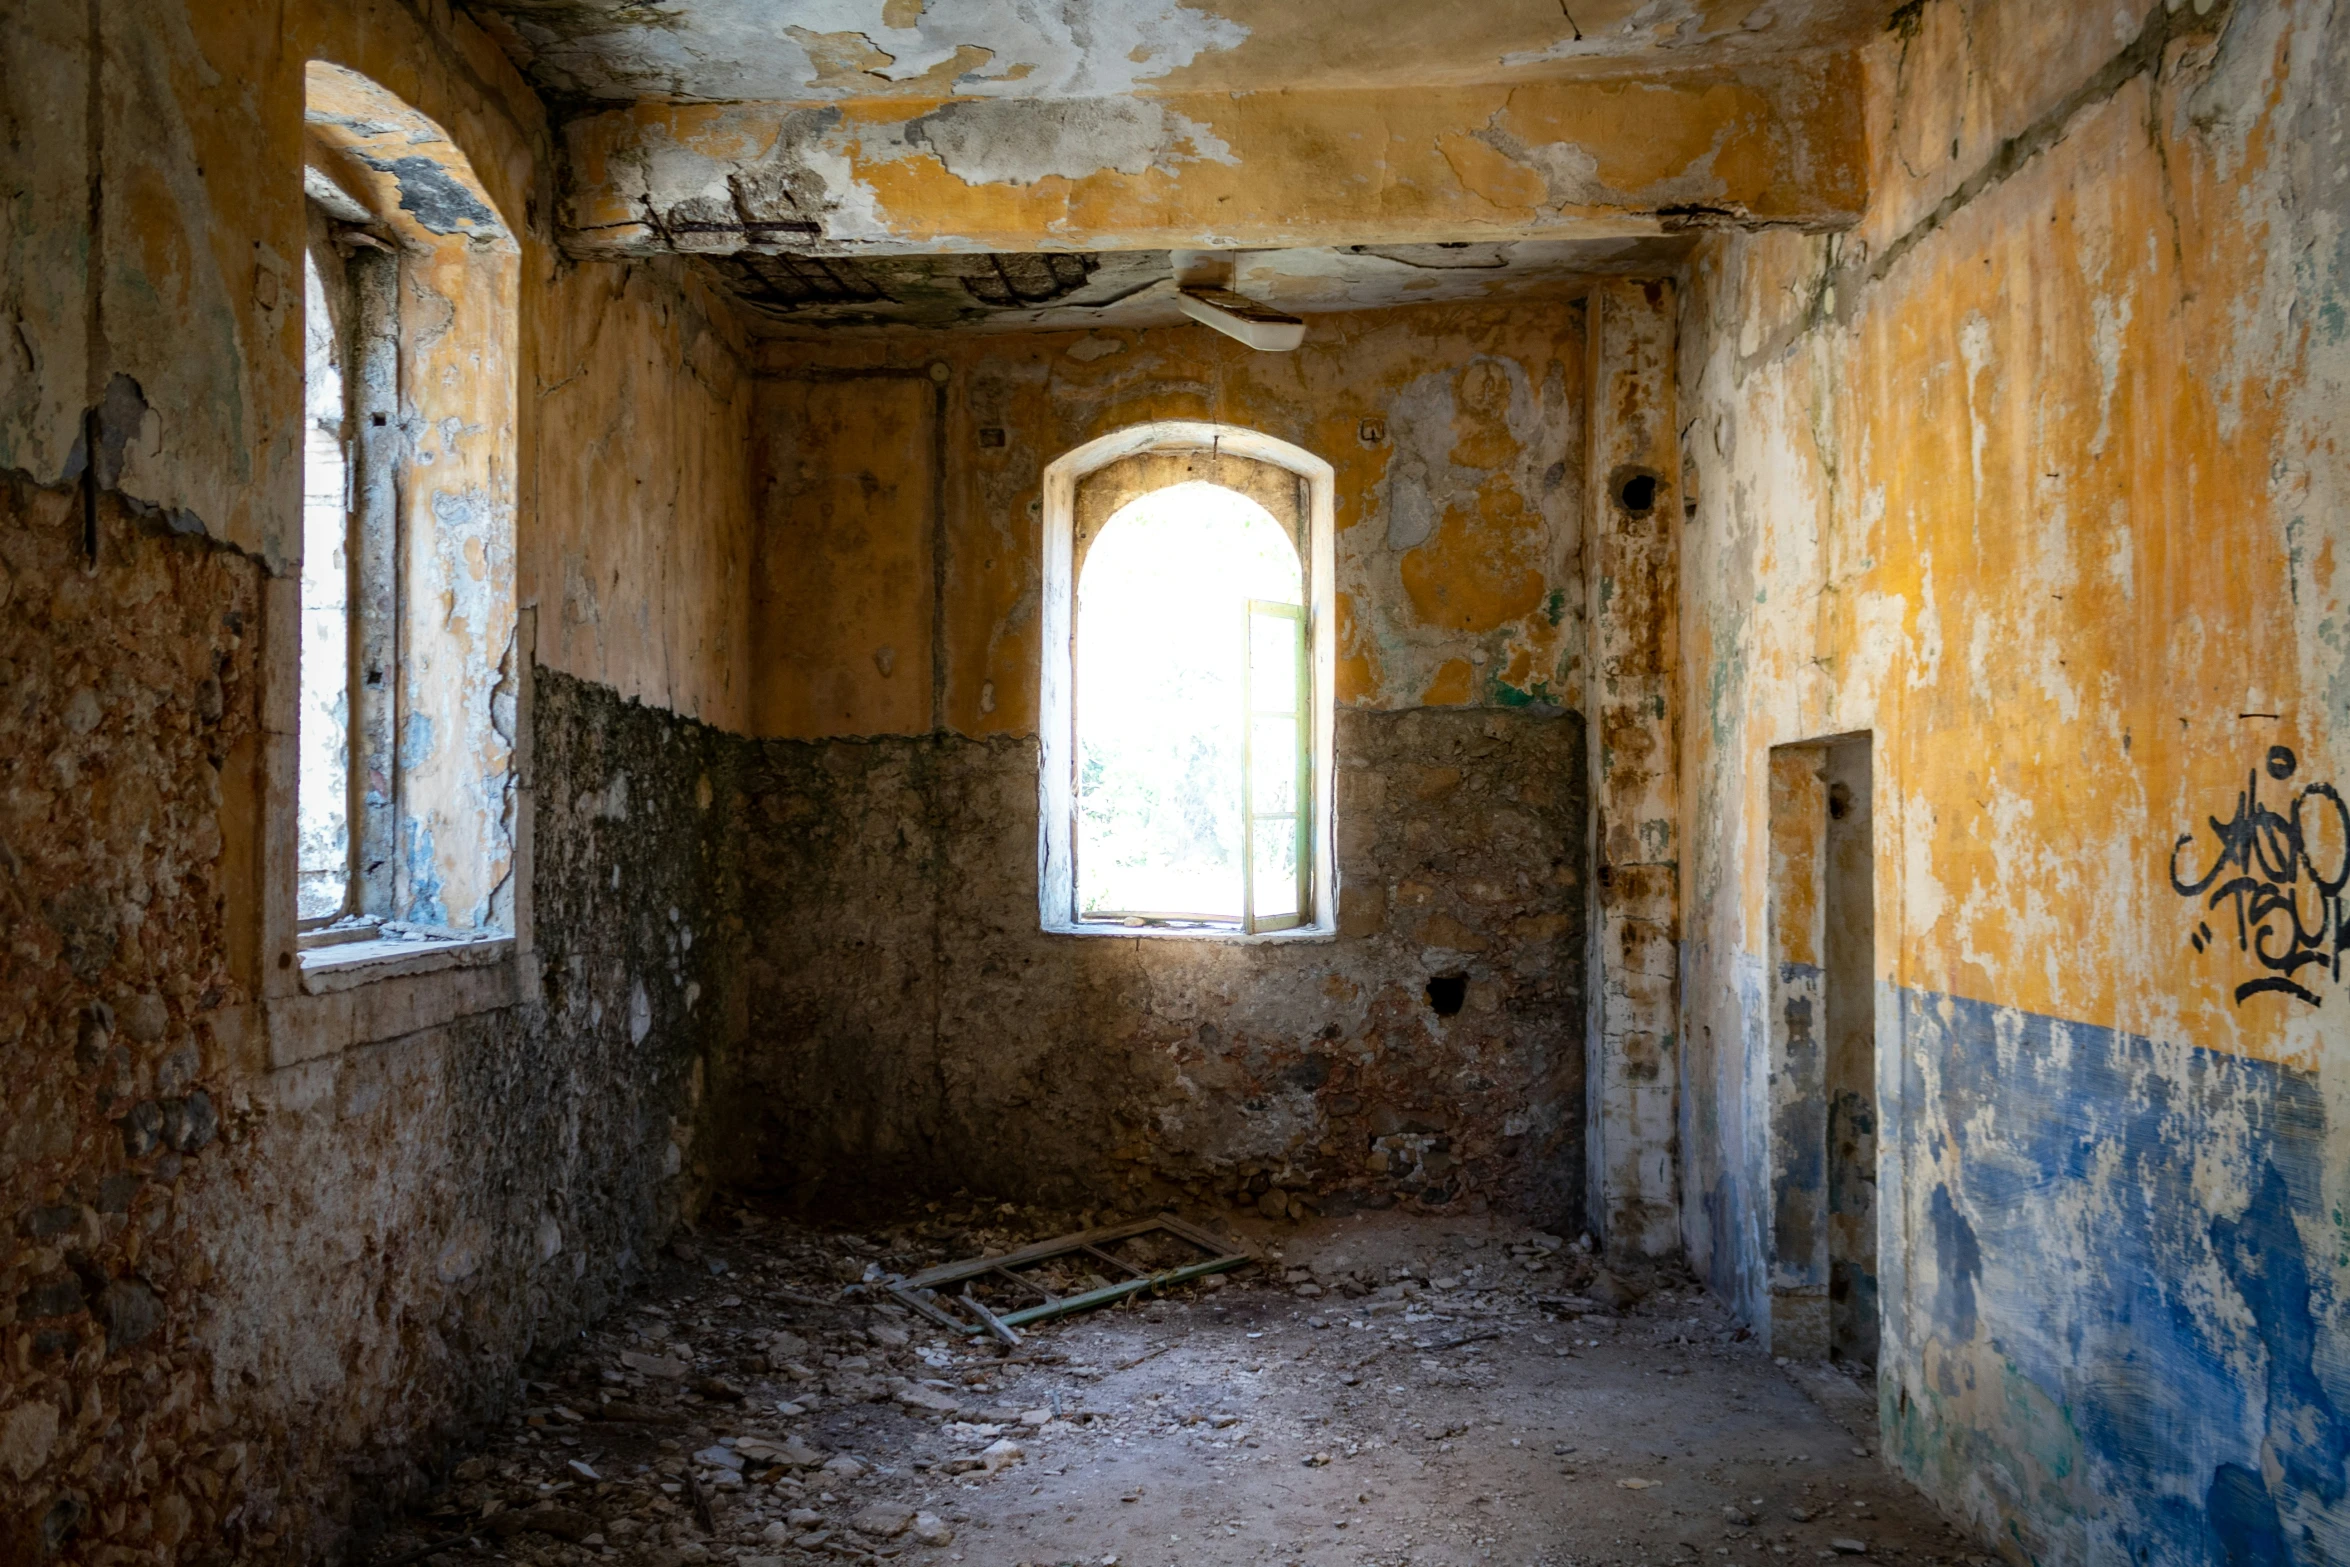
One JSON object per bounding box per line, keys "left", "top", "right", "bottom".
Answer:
{"left": 1042, "top": 920, "right": 1336, "bottom": 944}
{"left": 298, "top": 930, "right": 514, "bottom": 994}
{"left": 266, "top": 934, "right": 532, "bottom": 1071}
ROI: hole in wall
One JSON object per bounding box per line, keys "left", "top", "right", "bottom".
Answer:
{"left": 1425, "top": 973, "right": 1468, "bottom": 1017}
{"left": 1828, "top": 780, "right": 1854, "bottom": 820}
{"left": 1614, "top": 468, "right": 1660, "bottom": 516}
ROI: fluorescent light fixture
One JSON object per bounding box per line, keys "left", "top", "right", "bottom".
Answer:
{"left": 1177, "top": 285, "right": 1306, "bottom": 352}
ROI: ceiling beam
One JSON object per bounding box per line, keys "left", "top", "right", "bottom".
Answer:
{"left": 561, "top": 58, "right": 1866, "bottom": 260}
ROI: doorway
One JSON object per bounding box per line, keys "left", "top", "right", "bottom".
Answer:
{"left": 1766, "top": 735, "right": 1877, "bottom": 1365}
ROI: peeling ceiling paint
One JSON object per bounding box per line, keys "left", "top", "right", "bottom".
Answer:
{"left": 465, "top": 0, "right": 1896, "bottom": 106}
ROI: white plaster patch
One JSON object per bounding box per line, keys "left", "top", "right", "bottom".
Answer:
{"left": 523, "top": 0, "right": 1250, "bottom": 103}
{"left": 899, "top": 96, "right": 1234, "bottom": 186}
{"left": 1909, "top": 551, "right": 1943, "bottom": 689}
{"left": 1382, "top": 371, "right": 1469, "bottom": 554}
{"left": 2088, "top": 289, "right": 2132, "bottom": 458}
{"left": 1843, "top": 589, "right": 1907, "bottom": 705}
{"left": 1509, "top": 138, "right": 1603, "bottom": 208}
{"left": 1957, "top": 312, "right": 1995, "bottom": 507}
{"left": 1901, "top": 787, "right": 1949, "bottom": 944}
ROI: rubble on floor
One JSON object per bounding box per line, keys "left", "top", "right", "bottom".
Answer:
{"left": 361, "top": 1204, "right": 1984, "bottom": 1567}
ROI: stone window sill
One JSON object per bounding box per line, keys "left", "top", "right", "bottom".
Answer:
{"left": 298, "top": 931, "right": 515, "bottom": 994}
{"left": 266, "top": 935, "right": 532, "bottom": 1071}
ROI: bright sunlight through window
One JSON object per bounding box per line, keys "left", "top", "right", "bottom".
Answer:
{"left": 1075, "top": 481, "right": 1308, "bottom": 930}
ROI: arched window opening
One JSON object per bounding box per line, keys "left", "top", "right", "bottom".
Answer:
{"left": 1076, "top": 481, "right": 1306, "bottom": 927}
{"left": 290, "top": 62, "right": 519, "bottom": 975}
{"left": 1040, "top": 424, "right": 1337, "bottom": 939}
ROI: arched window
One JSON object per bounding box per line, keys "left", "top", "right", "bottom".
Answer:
{"left": 289, "top": 63, "right": 519, "bottom": 977}
{"left": 1040, "top": 425, "right": 1335, "bottom": 937}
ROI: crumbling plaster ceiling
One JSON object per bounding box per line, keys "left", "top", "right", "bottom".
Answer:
{"left": 461, "top": 0, "right": 1885, "bottom": 330}
{"left": 715, "top": 237, "right": 1694, "bottom": 333}
{"left": 467, "top": 0, "right": 1892, "bottom": 106}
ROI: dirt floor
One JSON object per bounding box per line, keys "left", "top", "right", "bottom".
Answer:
{"left": 366, "top": 1203, "right": 1993, "bottom": 1567}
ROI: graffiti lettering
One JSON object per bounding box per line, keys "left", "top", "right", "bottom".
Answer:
{"left": 2170, "top": 746, "right": 2350, "bottom": 1007}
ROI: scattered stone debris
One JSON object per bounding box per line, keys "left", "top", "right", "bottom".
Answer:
{"left": 358, "top": 1205, "right": 1974, "bottom": 1567}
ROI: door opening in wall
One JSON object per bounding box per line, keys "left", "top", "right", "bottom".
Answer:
{"left": 1822, "top": 740, "right": 1877, "bottom": 1369}
{"left": 1766, "top": 734, "right": 1877, "bottom": 1366}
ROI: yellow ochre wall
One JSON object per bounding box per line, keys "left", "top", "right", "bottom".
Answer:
{"left": 1676, "top": 0, "right": 2350, "bottom": 1557}
{"left": 749, "top": 300, "right": 1590, "bottom": 740}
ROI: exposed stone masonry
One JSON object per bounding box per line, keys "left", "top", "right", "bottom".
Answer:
{"left": 0, "top": 493, "right": 743, "bottom": 1562}
{"left": 731, "top": 709, "right": 1588, "bottom": 1228}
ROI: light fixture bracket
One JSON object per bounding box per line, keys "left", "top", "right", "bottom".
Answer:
{"left": 1176, "top": 284, "right": 1306, "bottom": 352}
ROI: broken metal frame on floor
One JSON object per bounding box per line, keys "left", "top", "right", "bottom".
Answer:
{"left": 883, "top": 1214, "right": 1251, "bottom": 1345}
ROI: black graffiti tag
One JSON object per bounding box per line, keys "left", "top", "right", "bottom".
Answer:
{"left": 2171, "top": 746, "right": 2350, "bottom": 1007}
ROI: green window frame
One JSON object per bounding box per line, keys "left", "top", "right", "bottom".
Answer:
{"left": 1242, "top": 599, "right": 1310, "bottom": 933}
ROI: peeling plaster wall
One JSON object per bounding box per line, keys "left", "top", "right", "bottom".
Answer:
{"left": 559, "top": 59, "right": 1868, "bottom": 259}
{"left": 754, "top": 301, "right": 1591, "bottom": 733}
{"left": 733, "top": 302, "right": 1595, "bottom": 1221}
{"left": 479, "top": 0, "right": 1892, "bottom": 105}
{"left": 0, "top": 0, "right": 755, "bottom": 726}
{"left": 1676, "top": 0, "right": 2350, "bottom": 1558}
{"left": 532, "top": 256, "right": 756, "bottom": 731}
{"left": 0, "top": 0, "right": 757, "bottom": 1559}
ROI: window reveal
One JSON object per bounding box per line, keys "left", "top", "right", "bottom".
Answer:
{"left": 1041, "top": 424, "right": 1336, "bottom": 940}
{"left": 292, "top": 63, "right": 519, "bottom": 966}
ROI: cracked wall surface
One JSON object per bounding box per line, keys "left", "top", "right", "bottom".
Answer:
{"left": 16, "top": 0, "right": 2350, "bottom": 1559}
{"left": 1675, "top": 0, "right": 2350, "bottom": 1558}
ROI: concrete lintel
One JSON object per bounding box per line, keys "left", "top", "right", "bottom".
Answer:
{"left": 560, "top": 62, "right": 1865, "bottom": 259}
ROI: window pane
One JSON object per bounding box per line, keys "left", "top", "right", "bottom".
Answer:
{"left": 1251, "top": 820, "right": 1300, "bottom": 921}
{"left": 1248, "top": 611, "right": 1298, "bottom": 714}
{"left": 297, "top": 249, "right": 352, "bottom": 921}
{"left": 1250, "top": 718, "right": 1297, "bottom": 814}
{"left": 1076, "top": 481, "right": 1301, "bottom": 920}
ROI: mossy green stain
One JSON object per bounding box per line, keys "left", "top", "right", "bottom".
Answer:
{"left": 1487, "top": 674, "right": 1560, "bottom": 710}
